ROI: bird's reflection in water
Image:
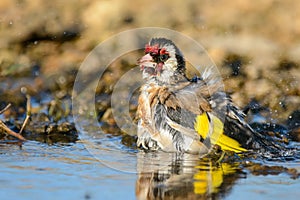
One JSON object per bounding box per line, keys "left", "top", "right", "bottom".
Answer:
{"left": 136, "top": 151, "right": 246, "bottom": 199}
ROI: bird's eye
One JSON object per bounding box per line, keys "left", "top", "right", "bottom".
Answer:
{"left": 159, "top": 54, "right": 169, "bottom": 62}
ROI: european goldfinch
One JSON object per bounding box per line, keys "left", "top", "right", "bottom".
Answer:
{"left": 136, "top": 38, "right": 283, "bottom": 154}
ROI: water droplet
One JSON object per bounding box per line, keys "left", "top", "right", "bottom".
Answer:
{"left": 58, "top": 76, "right": 66, "bottom": 85}
{"left": 20, "top": 87, "right": 27, "bottom": 94}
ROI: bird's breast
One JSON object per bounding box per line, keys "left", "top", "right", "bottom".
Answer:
{"left": 137, "top": 83, "right": 161, "bottom": 121}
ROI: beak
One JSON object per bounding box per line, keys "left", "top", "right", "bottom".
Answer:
{"left": 138, "top": 53, "right": 153, "bottom": 64}
{"left": 138, "top": 53, "right": 162, "bottom": 76}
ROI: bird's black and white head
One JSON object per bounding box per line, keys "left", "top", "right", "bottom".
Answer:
{"left": 138, "top": 38, "right": 186, "bottom": 84}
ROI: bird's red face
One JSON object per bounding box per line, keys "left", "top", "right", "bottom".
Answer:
{"left": 138, "top": 38, "right": 186, "bottom": 83}
{"left": 138, "top": 44, "right": 171, "bottom": 77}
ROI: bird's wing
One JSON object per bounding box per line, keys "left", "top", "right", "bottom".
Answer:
{"left": 155, "top": 82, "right": 212, "bottom": 147}
{"left": 170, "top": 67, "right": 224, "bottom": 115}
{"left": 160, "top": 72, "right": 249, "bottom": 152}
{"left": 155, "top": 70, "right": 221, "bottom": 145}
{"left": 163, "top": 98, "right": 248, "bottom": 153}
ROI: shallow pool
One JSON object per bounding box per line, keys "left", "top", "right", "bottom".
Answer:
{"left": 1, "top": 135, "right": 299, "bottom": 200}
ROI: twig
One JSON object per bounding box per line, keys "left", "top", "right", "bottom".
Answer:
{"left": 0, "top": 95, "right": 31, "bottom": 141}
{"left": 19, "top": 95, "right": 31, "bottom": 134}
{"left": 0, "top": 103, "right": 11, "bottom": 114}
{"left": 0, "top": 120, "right": 26, "bottom": 141}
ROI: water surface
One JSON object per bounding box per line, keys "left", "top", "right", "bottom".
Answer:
{"left": 1, "top": 136, "right": 299, "bottom": 200}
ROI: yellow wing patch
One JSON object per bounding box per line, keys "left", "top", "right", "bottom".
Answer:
{"left": 194, "top": 112, "right": 210, "bottom": 138}
{"left": 195, "top": 113, "right": 247, "bottom": 153}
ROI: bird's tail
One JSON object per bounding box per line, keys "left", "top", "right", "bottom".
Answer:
{"left": 200, "top": 67, "right": 288, "bottom": 154}
{"left": 223, "top": 102, "right": 288, "bottom": 154}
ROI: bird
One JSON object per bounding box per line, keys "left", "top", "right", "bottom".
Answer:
{"left": 136, "top": 37, "right": 285, "bottom": 155}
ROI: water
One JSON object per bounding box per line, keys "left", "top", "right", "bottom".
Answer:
{"left": 228, "top": 174, "right": 300, "bottom": 200}
{"left": 0, "top": 137, "right": 299, "bottom": 200}
{"left": 0, "top": 141, "right": 136, "bottom": 200}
